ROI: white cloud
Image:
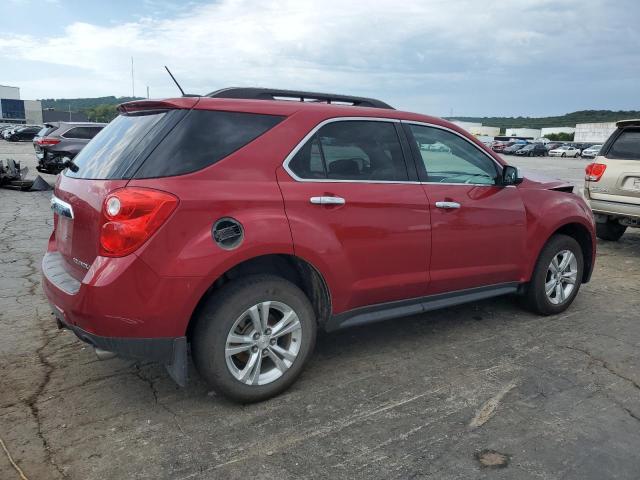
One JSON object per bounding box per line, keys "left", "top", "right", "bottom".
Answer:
{"left": 1, "top": 0, "right": 638, "bottom": 114}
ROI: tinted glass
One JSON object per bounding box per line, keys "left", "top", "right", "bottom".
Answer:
{"left": 408, "top": 125, "right": 498, "bottom": 185}
{"left": 607, "top": 129, "right": 640, "bottom": 160}
{"left": 289, "top": 136, "right": 326, "bottom": 179}
{"left": 63, "top": 126, "right": 103, "bottom": 139}
{"left": 134, "top": 110, "right": 284, "bottom": 178}
{"left": 288, "top": 121, "right": 408, "bottom": 181}
{"left": 66, "top": 111, "right": 167, "bottom": 179}
{"left": 37, "top": 125, "right": 56, "bottom": 137}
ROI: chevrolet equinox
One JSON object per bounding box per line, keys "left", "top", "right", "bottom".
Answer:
{"left": 43, "top": 88, "right": 596, "bottom": 402}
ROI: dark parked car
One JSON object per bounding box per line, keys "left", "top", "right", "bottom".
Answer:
{"left": 7, "top": 125, "right": 41, "bottom": 141}
{"left": 43, "top": 87, "right": 596, "bottom": 402}
{"left": 503, "top": 143, "right": 527, "bottom": 154}
{"left": 491, "top": 141, "right": 508, "bottom": 152}
{"left": 34, "top": 122, "right": 106, "bottom": 174}
{"left": 545, "top": 142, "right": 564, "bottom": 151}
{"left": 515, "top": 143, "right": 548, "bottom": 156}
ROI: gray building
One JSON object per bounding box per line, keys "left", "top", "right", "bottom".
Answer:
{"left": 0, "top": 85, "right": 43, "bottom": 125}
{"left": 42, "top": 109, "right": 90, "bottom": 123}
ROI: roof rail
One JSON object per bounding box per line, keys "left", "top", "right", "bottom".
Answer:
{"left": 205, "top": 87, "right": 394, "bottom": 109}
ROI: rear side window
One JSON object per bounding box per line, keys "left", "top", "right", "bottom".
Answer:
{"left": 63, "top": 126, "right": 103, "bottom": 139}
{"left": 288, "top": 120, "right": 408, "bottom": 181}
{"left": 134, "top": 110, "right": 284, "bottom": 178}
{"left": 607, "top": 129, "right": 640, "bottom": 160}
{"left": 66, "top": 111, "right": 168, "bottom": 179}
{"left": 37, "top": 125, "right": 56, "bottom": 137}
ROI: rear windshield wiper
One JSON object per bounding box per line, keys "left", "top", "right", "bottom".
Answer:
{"left": 63, "top": 159, "right": 79, "bottom": 173}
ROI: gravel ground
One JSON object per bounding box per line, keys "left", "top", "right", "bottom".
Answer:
{"left": 1, "top": 140, "right": 639, "bottom": 480}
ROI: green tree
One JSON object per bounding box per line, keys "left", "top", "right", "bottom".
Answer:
{"left": 85, "top": 104, "right": 119, "bottom": 123}
{"left": 544, "top": 132, "right": 574, "bottom": 141}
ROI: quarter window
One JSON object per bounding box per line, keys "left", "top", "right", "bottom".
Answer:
{"left": 407, "top": 124, "right": 499, "bottom": 185}
{"left": 288, "top": 120, "right": 408, "bottom": 181}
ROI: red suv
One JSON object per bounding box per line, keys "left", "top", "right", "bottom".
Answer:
{"left": 43, "top": 88, "right": 596, "bottom": 402}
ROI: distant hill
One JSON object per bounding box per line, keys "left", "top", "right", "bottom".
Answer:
{"left": 447, "top": 110, "right": 640, "bottom": 130}
{"left": 39, "top": 96, "right": 144, "bottom": 112}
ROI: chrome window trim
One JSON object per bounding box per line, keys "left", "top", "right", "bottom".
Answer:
{"left": 401, "top": 120, "right": 505, "bottom": 185}
{"left": 281, "top": 117, "right": 421, "bottom": 184}
{"left": 50, "top": 196, "right": 74, "bottom": 219}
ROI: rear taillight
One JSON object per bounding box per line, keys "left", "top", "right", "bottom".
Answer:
{"left": 37, "top": 137, "right": 60, "bottom": 146}
{"left": 99, "top": 187, "right": 178, "bottom": 257}
{"left": 585, "top": 163, "right": 606, "bottom": 182}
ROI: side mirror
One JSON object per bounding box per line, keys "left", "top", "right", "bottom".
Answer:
{"left": 502, "top": 165, "right": 523, "bottom": 186}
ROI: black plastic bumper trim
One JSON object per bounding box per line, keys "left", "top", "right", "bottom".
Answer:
{"left": 50, "top": 303, "right": 188, "bottom": 386}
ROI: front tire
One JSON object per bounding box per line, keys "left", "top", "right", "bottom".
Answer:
{"left": 596, "top": 219, "right": 626, "bottom": 241}
{"left": 522, "top": 234, "right": 584, "bottom": 315}
{"left": 192, "top": 275, "right": 317, "bottom": 403}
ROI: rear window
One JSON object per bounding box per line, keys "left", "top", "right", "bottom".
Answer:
{"left": 37, "top": 125, "right": 56, "bottom": 137}
{"left": 607, "top": 129, "right": 640, "bottom": 160}
{"left": 66, "top": 111, "right": 168, "bottom": 179}
{"left": 133, "top": 110, "right": 284, "bottom": 178}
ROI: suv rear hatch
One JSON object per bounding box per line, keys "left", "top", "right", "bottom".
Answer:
{"left": 51, "top": 99, "right": 197, "bottom": 281}
{"left": 587, "top": 122, "right": 640, "bottom": 206}
{"left": 51, "top": 97, "right": 285, "bottom": 281}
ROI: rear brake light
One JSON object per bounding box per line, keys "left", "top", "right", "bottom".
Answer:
{"left": 37, "top": 137, "right": 60, "bottom": 146}
{"left": 99, "top": 188, "right": 178, "bottom": 257}
{"left": 585, "top": 163, "right": 606, "bottom": 182}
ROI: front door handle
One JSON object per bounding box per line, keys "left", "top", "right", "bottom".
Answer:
{"left": 435, "top": 201, "right": 461, "bottom": 209}
{"left": 310, "top": 196, "right": 346, "bottom": 205}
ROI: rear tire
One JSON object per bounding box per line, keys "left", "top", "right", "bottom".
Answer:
{"left": 596, "top": 220, "right": 626, "bottom": 241}
{"left": 192, "top": 275, "right": 317, "bottom": 403}
{"left": 522, "top": 234, "right": 584, "bottom": 315}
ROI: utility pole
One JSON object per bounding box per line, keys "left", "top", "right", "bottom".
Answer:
{"left": 146, "top": 86, "right": 149, "bottom": 99}
{"left": 131, "top": 56, "right": 135, "bottom": 98}
{"left": 68, "top": 103, "right": 71, "bottom": 121}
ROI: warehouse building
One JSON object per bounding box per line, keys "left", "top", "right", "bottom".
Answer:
{"left": 451, "top": 120, "right": 500, "bottom": 137}
{"left": 541, "top": 126, "right": 575, "bottom": 137}
{"left": 505, "top": 128, "right": 541, "bottom": 139}
{"left": 574, "top": 122, "right": 617, "bottom": 143}
{"left": 0, "top": 85, "right": 43, "bottom": 125}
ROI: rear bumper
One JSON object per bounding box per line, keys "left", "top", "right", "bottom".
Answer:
{"left": 41, "top": 247, "right": 203, "bottom": 386}
{"left": 50, "top": 300, "right": 186, "bottom": 366}
{"left": 588, "top": 198, "right": 640, "bottom": 221}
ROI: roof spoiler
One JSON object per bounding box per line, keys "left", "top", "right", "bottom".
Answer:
{"left": 117, "top": 98, "right": 200, "bottom": 114}
{"left": 205, "top": 87, "right": 394, "bottom": 109}
{"left": 616, "top": 119, "right": 640, "bottom": 128}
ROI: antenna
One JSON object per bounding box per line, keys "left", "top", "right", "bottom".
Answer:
{"left": 164, "top": 66, "right": 186, "bottom": 96}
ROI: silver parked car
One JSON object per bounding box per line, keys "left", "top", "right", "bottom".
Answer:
{"left": 33, "top": 121, "right": 106, "bottom": 174}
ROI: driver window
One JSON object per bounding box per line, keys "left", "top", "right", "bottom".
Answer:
{"left": 407, "top": 124, "right": 498, "bottom": 185}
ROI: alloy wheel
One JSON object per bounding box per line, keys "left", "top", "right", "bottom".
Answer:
{"left": 545, "top": 250, "right": 578, "bottom": 305}
{"left": 225, "top": 301, "right": 302, "bottom": 385}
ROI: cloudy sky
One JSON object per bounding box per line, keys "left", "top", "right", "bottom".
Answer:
{"left": 1, "top": 0, "right": 638, "bottom": 116}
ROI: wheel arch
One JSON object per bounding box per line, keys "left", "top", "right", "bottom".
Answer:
{"left": 549, "top": 222, "right": 594, "bottom": 283}
{"left": 186, "top": 254, "right": 332, "bottom": 341}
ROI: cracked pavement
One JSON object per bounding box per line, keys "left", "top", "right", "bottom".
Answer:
{"left": 1, "top": 142, "right": 639, "bottom": 479}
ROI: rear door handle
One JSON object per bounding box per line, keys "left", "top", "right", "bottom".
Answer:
{"left": 435, "top": 201, "right": 461, "bottom": 209}
{"left": 310, "top": 196, "right": 346, "bottom": 205}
